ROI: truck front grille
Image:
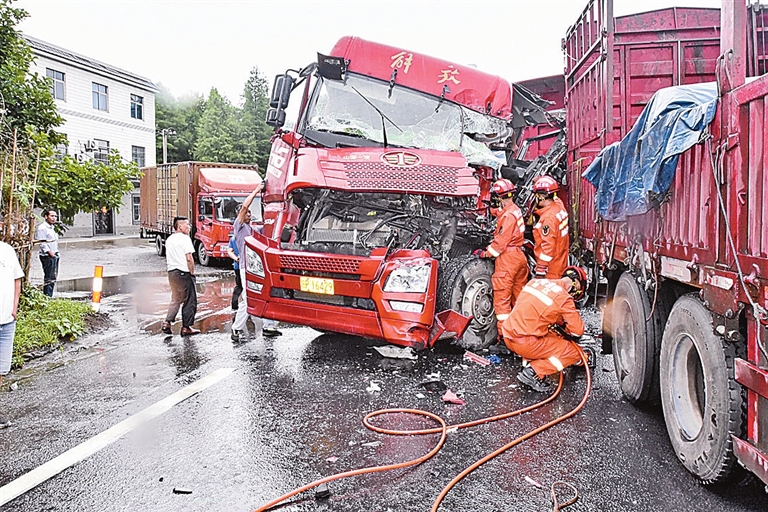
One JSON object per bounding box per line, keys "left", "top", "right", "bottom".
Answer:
{"left": 279, "top": 254, "right": 362, "bottom": 274}
{"left": 343, "top": 163, "right": 459, "bottom": 194}
{"left": 271, "top": 288, "right": 376, "bottom": 311}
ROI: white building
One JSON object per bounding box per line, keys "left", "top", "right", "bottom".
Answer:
{"left": 24, "top": 35, "right": 158, "bottom": 237}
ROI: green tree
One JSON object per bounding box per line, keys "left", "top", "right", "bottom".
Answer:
{"left": 194, "top": 88, "right": 242, "bottom": 163}
{"left": 239, "top": 66, "right": 273, "bottom": 170}
{"left": 155, "top": 84, "right": 203, "bottom": 163}
{"left": 36, "top": 151, "right": 139, "bottom": 226}
{"left": 0, "top": 0, "right": 62, "bottom": 144}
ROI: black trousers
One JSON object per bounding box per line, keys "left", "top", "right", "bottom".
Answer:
{"left": 40, "top": 254, "right": 59, "bottom": 297}
{"left": 165, "top": 270, "right": 197, "bottom": 328}
{"left": 231, "top": 268, "right": 243, "bottom": 310}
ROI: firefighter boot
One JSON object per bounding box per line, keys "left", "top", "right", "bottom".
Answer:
{"left": 517, "top": 366, "right": 553, "bottom": 393}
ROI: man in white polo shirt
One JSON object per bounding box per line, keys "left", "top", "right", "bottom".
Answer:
{"left": 1, "top": 240, "right": 24, "bottom": 428}
{"left": 161, "top": 216, "right": 200, "bottom": 336}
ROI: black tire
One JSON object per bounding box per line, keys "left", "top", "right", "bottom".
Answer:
{"left": 436, "top": 255, "right": 497, "bottom": 351}
{"left": 609, "top": 272, "right": 667, "bottom": 404}
{"left": 196, "top": 241, "right": 211, "bottom": 266}
{"left": 155, "top": 235, "right": 165, "bottom": 257}
{"left": 659, "top": 294, "right": 744, "bottom": 484}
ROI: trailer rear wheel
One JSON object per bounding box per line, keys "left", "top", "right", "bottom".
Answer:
{"left": 437, "top": 255, "right": 497, "bottom": 351}
{"left": 155, "top": 235, "right": 165, "bottom": 257}
{"left": 196, "top": 241, "right": 211, "bottom": 266}
{"left": 610, "top": 273, "right": 663, "bottom": 403}
{"left": 659, "top": 294, "right": 744, "bottom": 484}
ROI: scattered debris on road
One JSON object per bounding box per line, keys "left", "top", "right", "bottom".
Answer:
{"left": 373, "top": 345, "right": 418, "bottom": 360}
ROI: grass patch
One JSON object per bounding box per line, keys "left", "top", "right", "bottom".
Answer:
{"left": 12, "top": 286, "right": 92, "bottom": 368}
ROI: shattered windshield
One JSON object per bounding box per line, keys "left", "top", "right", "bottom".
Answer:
{"left": 305, "top": 74, "right": 509, "bottom": 168}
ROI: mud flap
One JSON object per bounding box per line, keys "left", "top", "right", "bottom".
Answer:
{"left": 428, "top": 309, "right": 472, "bottom": 346}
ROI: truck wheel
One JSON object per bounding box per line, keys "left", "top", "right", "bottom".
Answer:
{"left": 155, "top": 235, "right": 165, "bottom": 257}
{"left": 609, "top": 272, "right": 665, "bottom": 404}
{"left": 659, "top": 294, "right": 744, "bottom": 484}
{"left": 437, "top": 255, "right": 497, "bottom": 351}
{"left": 196, "top": 241, "right": 211, "bottom": 266}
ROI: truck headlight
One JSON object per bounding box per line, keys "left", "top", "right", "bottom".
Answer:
{"left": 383, "top": 262, "right": 430, "bottom": 293}
{"left": 245, "top": 246, "right": 265, "bottom": 278}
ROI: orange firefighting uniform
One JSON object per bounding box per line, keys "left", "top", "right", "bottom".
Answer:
{"left": 485, "top": 201, "right": 529, "bottom": 331}
{"left": 532, "top": 197, "right": 570, "bottom": 278}
{"left": 501, "top": 277, "right": 584, "bottom": 377}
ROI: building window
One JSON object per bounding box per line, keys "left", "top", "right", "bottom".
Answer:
{"left": 132, "top": 194, "right": 140, "bottom": 225}
{"left": 46, "top": 68, "right": 65, "bottom": 100}
{"left": 131, "top": 145, "right": 145, "bottom": 168}
{"left": 93, "top": 139, "right": 110, "bottom": 164}
{"left": 92, "top": 82, "right": 108, "bottom": 111}
{"left": 130, "top": 94, "right": 143, "bottom": 120}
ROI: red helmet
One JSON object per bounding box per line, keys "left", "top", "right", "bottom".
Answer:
{"left": 563, "top": 265, "right": 587, "bottom": 301}
{"left": 533, "top": 175, "right": 559, "bottom": 194}
{"left": 491, "top": 179, "right": 516, "bottom": 199}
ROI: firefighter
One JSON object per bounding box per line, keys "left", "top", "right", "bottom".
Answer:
{"left": 531, "top": 175, "right": 570, "bottom": 278}
{"left": 474, "top": 179, "right": 529, "bottom": 334}
{"left": 501, "top": 266, "right": 587, "bottom": 393}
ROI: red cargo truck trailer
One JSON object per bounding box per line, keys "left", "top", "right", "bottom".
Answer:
{"left": 140, "top": 162, "right": 262, "bottom": 266}
{"left": 563, "top": 0, "right": 768, "bottom": 486}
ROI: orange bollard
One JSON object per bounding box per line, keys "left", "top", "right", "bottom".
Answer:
{"left": 92, "top": 265, "right": 103, "bottom": 312}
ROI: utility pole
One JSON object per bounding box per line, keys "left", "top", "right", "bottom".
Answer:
{"left": 157, "top": 128, "right": 177, "bottom": 164}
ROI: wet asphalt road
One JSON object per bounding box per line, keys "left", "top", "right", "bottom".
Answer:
{"left": 4, "top": 259, "right": 768, "bottom": 511}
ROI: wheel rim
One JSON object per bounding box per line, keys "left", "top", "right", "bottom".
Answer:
{"left": 461, "top": 279, "right": 494, "bottom": 329}
{"left": 614, "top": 297, "right": 636, "bottom": 374}
{"left": 156, "top": 236, "right": 163, "bottom": 253}
{"left": 671, "top": 333, "right": 705, "bottom": 440}
{"left": 198, "top": 244, "right": 208, "bottom": 264}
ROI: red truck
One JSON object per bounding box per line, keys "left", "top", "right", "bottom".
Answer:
{"left": 140, "top": 162, "right": 263, "bottom": 266}
{"left": 560, "top": 0, "right": 768, "bottom": 487}
{"left": 242, "top": 37, "right": 531, "bottom": 350}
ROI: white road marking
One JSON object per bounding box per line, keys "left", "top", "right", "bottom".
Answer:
{"left": 0, "top": 367, "right": 235, "bottom": 506}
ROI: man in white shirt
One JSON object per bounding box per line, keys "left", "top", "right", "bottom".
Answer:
{"left": 0, "top": 241, "right": 24, "bottom": 428}
{"left": 35, "top": 208, "right": 59, "bottom": 297}
{"left": 161, "top": 217, "right": 200, "bottom": 336}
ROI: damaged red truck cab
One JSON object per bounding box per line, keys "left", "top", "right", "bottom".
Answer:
{"left": 244, "top": 36, "right": 516, "bottom": 350}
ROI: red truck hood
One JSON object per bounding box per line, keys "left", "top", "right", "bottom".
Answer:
{"left": 289, "top": 147, "right": 479, "bottom": 196}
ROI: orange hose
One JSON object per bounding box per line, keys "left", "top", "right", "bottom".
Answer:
{"left": 253, "top": 349, "right": 591, "bottom": 512}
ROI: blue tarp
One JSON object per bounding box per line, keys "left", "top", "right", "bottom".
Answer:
{"left": 582, "top": 82, "right": 719, "bottom": 221}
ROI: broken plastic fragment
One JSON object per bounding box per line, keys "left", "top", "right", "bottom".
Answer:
{"left": 524, "top": 476, "right": 543, "bottom": 488}
{"left": 366, "top": 381, "right": 381, "bottom": 393}
{"left": 361, "top": 441, "right": 382, "bottom": 447}
{"left": 172, "top": 487, "right": 193, "bottom": 494}
{"left": 441, "top": 389, "right": 466, "bottom": 405}
{"left": 415, "top": 393, "right": 426, "bottom": 399}
{"left": 420, "top": 380, "right": 447, "bottom": 392}
{"left": 464, "top": 350, "right": 491, "bottom": 366}
{"left": 374, "top": 345, "right": 418, "bottom": 360}
{"left": 486, "top": 355, "right": 502, "bottom": 365}
{"left": 315, "top": 483, "right": 331, "bottom": 499}
{"left": 326, "top": 456, "right": 339, "bottom": 463}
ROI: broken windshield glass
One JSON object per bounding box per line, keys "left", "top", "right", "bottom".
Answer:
{"left": 305, "top": 74, "right": 509, "bottom": 169}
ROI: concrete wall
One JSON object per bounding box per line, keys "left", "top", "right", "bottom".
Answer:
{"left": 27, "top": 45, "right": 157, "bottom": 238}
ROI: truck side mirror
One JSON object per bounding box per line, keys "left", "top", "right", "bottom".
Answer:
{"left": 266, "top": 108, "right": 286, "bottom": 128}
{"left": 269, "top": 74, "right": 294, "bottom": 110}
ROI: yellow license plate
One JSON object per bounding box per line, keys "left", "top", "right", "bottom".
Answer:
{"left": 300, "top": 276, "right": 335, "bottom": 295}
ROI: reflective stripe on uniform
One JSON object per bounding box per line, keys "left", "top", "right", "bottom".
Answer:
{"left": 540, "top": 253, "right": 553, "bottom": 262}
{"left": 496, "top": 313, "right": 510, "bottom": 321}
{"left": 487, "top": 246, "right": 501, "bottom": 257}
{"left": 548, "top": 356, "right": 564, "bottom": 371}
{"left": 559, "top": 219, "right": 568, "bottom": 230}
{"left": 534, "top": 222, "right": 541, "bottom": 229}
{"left": 561, "top": 228, "right": 569, "bottom": 236}
{"left": 521, "top": 285, "right": 554, "bottom": 306}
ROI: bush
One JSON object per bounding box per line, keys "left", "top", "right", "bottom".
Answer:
{"left": 13, "top": 287, "right": 92, "bottom": 368}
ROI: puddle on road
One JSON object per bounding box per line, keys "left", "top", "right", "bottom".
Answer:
{"left": 60, "top": 271, "right": 240, "bottom": 335}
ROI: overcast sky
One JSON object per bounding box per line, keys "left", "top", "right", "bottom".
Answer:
{"left": 18, "top": 0, "right": 721, "bottom": 105}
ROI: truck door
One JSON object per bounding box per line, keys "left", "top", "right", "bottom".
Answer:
{"left": 197, "top": 196, "right": 214, "bottom": 244}
{"left": 263, "top": 137, "right": 294, "bottom": 238}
